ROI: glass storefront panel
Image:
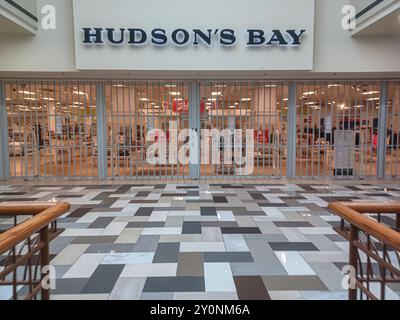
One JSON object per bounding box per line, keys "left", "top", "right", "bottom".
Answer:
{"left": 295, "top": 81, "right": 381, "bottom": 178}
{"left": 5, "top": 81, "right": 98, "bottom": 179}
{"left": 199, "top": 81, "right": 287, "bottom": 179}
{"left": 104, "top": 81, "right": 190, "bottom": 179}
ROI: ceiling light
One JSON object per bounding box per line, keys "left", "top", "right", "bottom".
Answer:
{"left": 229, "top": 106, "right": 236, "bottom": 109}
{"left": 24, "top": 97, "right": 38, "bottom": 101}
{"left": 6, "top": 98, "right": 11, "bottom": 101}
{"left": 206, "top": 102, "right": 212, "bottom": 106}
{"left": 303, "top": 91, "right": 316, "bottom": 96}
{"left": 139, "top": 97, "right": 149, "bottom": 101}
{"left": 211, "top": 92, "right": 223, "bottom": 96}
{"left": 265, "top": 84, "right": 277, "bottom": 88}
{"left": 153, "top": 105, "right": 160, "bottom": 109}
{"left": 174, "top": 98, "right": 183, "bottom": 101}
{"left": 240, "top": 98, "right": 252, "bottom": 102}
{"left": 366, "top": 97, "right": 380, "bottom": 101}
{"left": 18, "top": 90, "right": 36, "bottom": 95}
{"left": 208, "top": 98, "right": 218, "bottom": 102}
{"left": 327, "top": 84, "right": 343, "bottom": 88}
{"left": 42, "top": 97, "right": 55, "bottom": 101}
{"left": 214, "top": 84, "right": 227, "bottom": 88}
{"left": 354, "top": 105, "right": 365, "bottom": 108}
{"left": 282, "top": 98, "right": 288, "bottom": 101}
{"left": 362, "top": 91, "right": 379, "bottom": 95}
{"left": 169, "top": 92, "right": 181, "bottom": 96}
{"left": 73, "top": 91, "right": 87, "bottom": 96}
{"left": 164, "top": 84, "right": 177, "bottom": 88}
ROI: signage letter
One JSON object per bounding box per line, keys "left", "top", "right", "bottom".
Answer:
{"left": 82, "top": 28, "right": 104, "bottom": 44}
{"left": 266, "top": 30, "right": 288, "bottom": 46}
{"left": 128, "top": 29, "right": 148, "bottom": 45}
{"left": 286, "top": 29, "right": 306, "bottom": 45}
{"left": 247, "top": 29, "right": 265, "bottom": 46}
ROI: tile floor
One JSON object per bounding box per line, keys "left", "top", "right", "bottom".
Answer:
{"left": 0, "top": 182, "right": 400, "bottom": 300}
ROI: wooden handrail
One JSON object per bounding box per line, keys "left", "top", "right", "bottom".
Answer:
{"left": 0, "top": 202, "right": 62, "bottom": 216}
{"left": 334, "top": 202, "right": 400, "bottom": 215}
{"left": 0, "top": 202, "right": 71, "bottom": 254}
{"left": 328, "top": 202, "right": 400, "bottom": 251}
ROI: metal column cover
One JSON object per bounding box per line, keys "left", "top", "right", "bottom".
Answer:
{"left": 96, "top": 82, "right": 108, "bottom": 180}
{"left": 286, "top": 82, "right": 297, "bottom": 179}
{"left": 0, "top": 82, "right": 10, "bottom": 180}
{"left": 189, "top": 81, "right": 201, "bottom": 179}
{"left": 377, "top": 81, "right": 388, "bottom": 179}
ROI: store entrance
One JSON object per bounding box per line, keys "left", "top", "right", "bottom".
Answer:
{"left": 199, "top": 81, "right": 287, "bottom": 179}
{"left": 4, "top": 80, "right": 400, "bottom": 181}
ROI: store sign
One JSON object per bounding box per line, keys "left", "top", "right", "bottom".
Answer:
{"left": 73, "top": 0, "right": 315, "bottom": 71}
{"left": 82, "top": 28, "right": 307, "bottom": 47}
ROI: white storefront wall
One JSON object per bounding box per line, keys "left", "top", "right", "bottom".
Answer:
{"left": 0, "top": 0, "right": 398, "bottom": 77}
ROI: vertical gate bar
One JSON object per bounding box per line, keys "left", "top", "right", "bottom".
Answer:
{"left": 377, "top": 81, "right": 388, "bottom": 179}
{"left": 96, "top": 82, "right": 107, "bottom": 180}
{"left": 0, "top": 81, "right": 10, "bottom": 180}
{"left": 287, "top": 82, "right": 297, "bottom": 179}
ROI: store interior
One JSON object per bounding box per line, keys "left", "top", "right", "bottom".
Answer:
{"left": 4, "top": 81, "right": 400, "bottom": 179}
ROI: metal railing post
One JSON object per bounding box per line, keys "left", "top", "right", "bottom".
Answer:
{"left": 40, "top": 225, "right": 50, "bottom": 300}
{"left": 348, "top": 224, "right": 358, "bottom": 300}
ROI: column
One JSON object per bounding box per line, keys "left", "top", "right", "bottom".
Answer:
{"left": 377, "top": 81, "right": 388, "bottom": 179}
{"left": 96, "top": 82, "right": 107, "bottom": 180}
{"left": 189, "top": 81, "right": 200, "bottom": 179}
{"left": 286, "top": 82, "right": 297, "bottom": 179}
{"left": 0, "top": 81, "right": 10, "bottom": 180}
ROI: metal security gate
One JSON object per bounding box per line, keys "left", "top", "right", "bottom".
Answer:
{"left": 5, "top": 80, "right": 98, "bottom": 180}
{"left": 386, "top": 81, "right": 400, "bottom": 178}
{"left": 199, "top": 81, "right": 287, "bottom": 179}
{"left": 295, "top": 81, "right": 381, "bottom": 179}
{"left": 104, "top": 81, "right": 190, "bottom": 180}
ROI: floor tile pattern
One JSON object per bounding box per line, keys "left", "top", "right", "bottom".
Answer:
{"left": 1, "top": 183, "right": 400, "bottom": 300}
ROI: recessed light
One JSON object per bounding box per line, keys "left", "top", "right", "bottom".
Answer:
{"left": 18, "top": 90, "right": 36, "bottom": 95}
{"left": 73, "top": 91, "right": 87, "bottom": 96}
{"left": 362, "top": 91, "right": 379, "bottom": 95}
